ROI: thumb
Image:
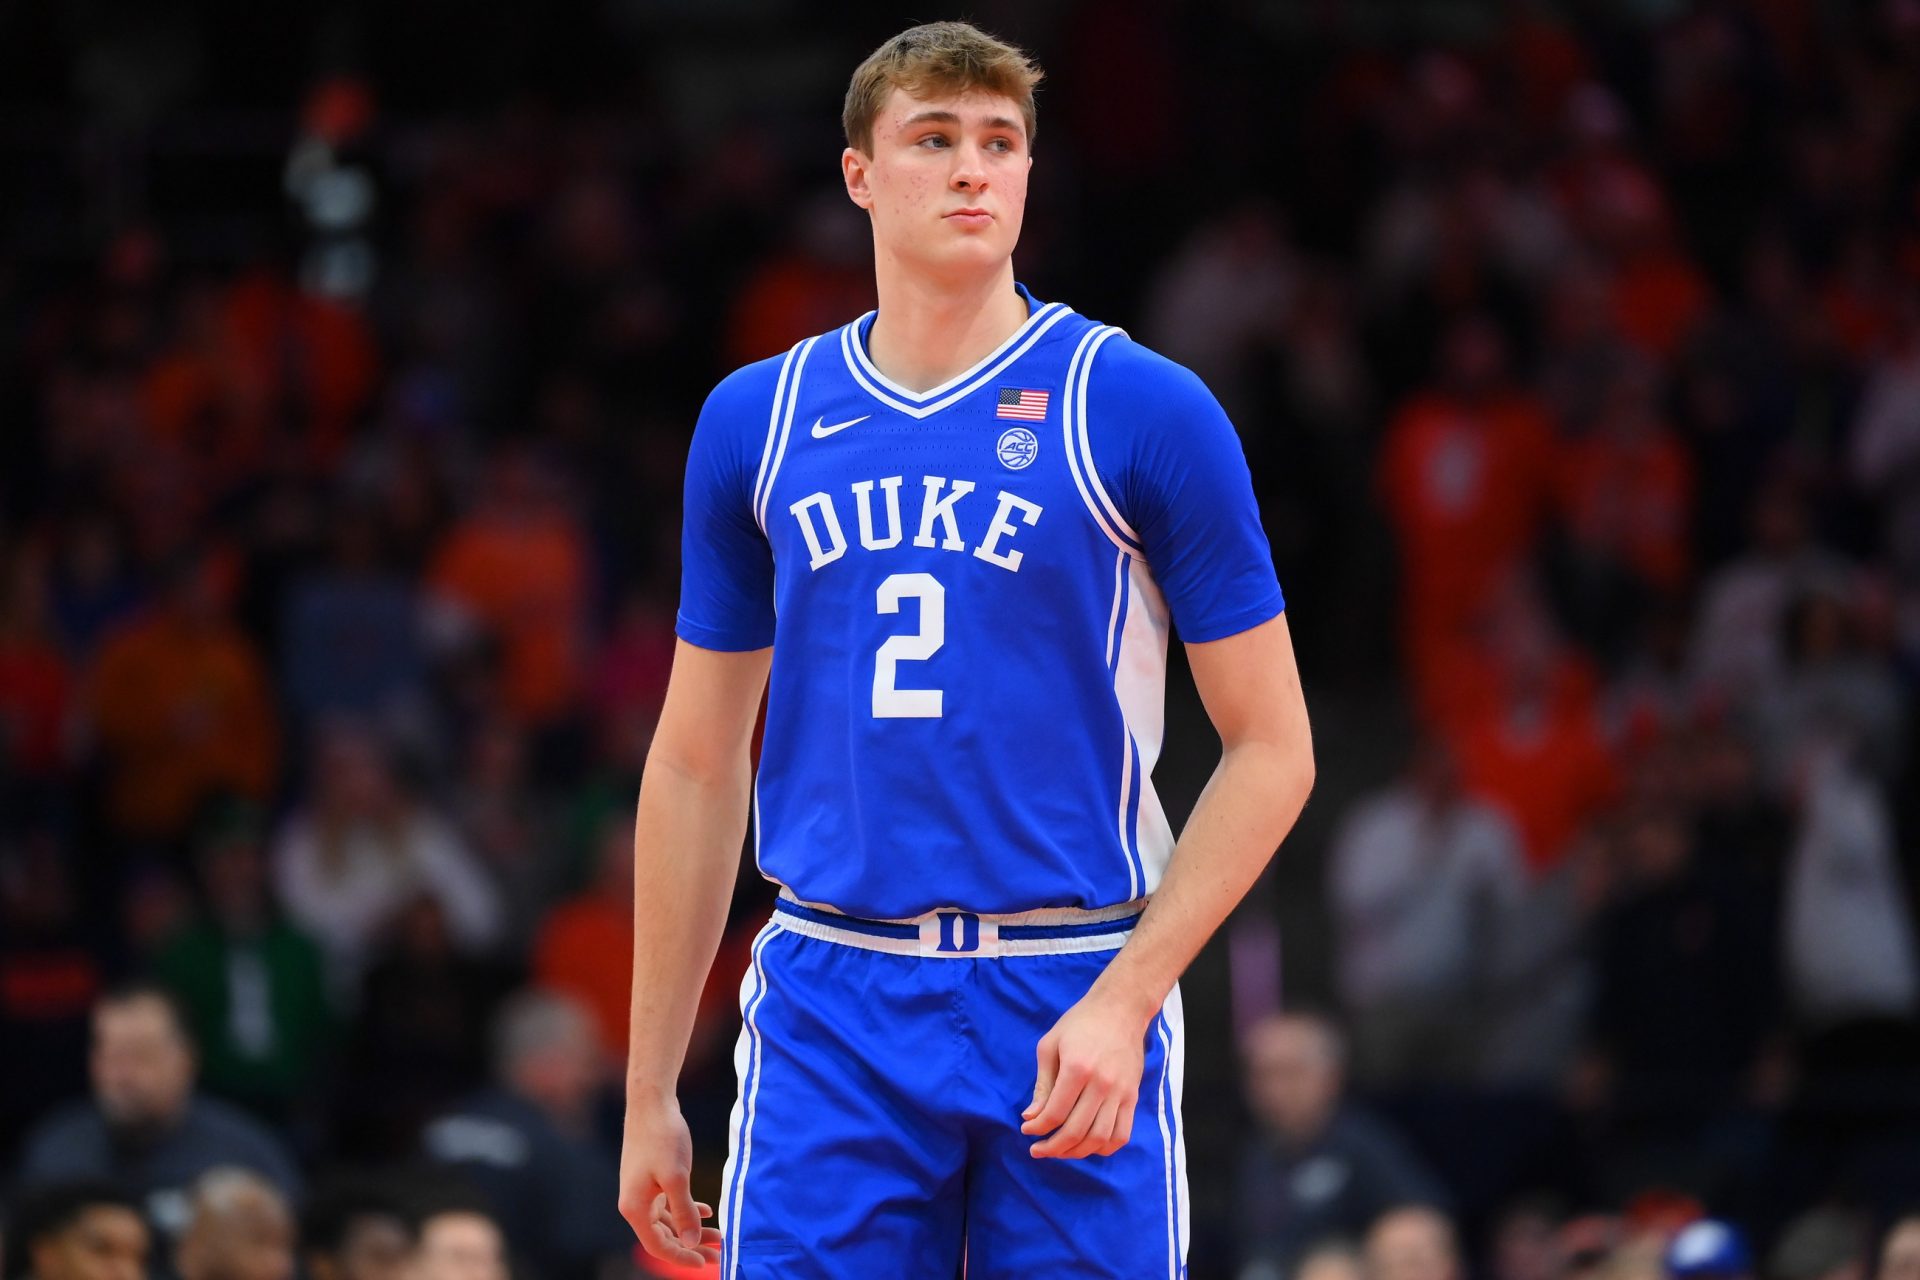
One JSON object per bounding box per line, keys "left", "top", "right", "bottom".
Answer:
{"left": 1025, "top": 1035, "right": 1058, "bottom": 1119}
{"left": 664, "top": 1176, "right": 702, "bottom": 1246}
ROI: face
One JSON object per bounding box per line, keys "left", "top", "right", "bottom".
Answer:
{"left": 1365, "top": 1210, "right": 1460, "bottom": 1280}
{"left": 32, "top": 1206, "right": 151, "bottom": 1280}
{"left": 844, "top": 86, "right": 1031, "bottom": 280}
{"left": 1883, "top": 1221, "right": 1920, "bottom": 1280}
{"left": 91, "top": 997, "right": 195, "bottom": 1129}
{"left": 412, "top": 1215, "right": 507, "bottom": 1280}
{"left": 1243, "top": 1018, "right": 1341, "bottom": 1141}
{"left": 182, "top": 1198, "right": 294, "bottom": 1280}
{"left": 336, "top": 1218, "right": 413, "bottom": 1280}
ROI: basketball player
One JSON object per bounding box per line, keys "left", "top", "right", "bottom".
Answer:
{"left": 618, "top": 21, "right": 1315, "bottom": 1277}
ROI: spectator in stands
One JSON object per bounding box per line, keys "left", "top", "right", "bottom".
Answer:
{"left": 4, "top": 1181, "right": 151, "bottom": 1280}
{"left": 1363, "top": 1206, "right": 1463, "bottom": 1280}
{"left": 531, "top": 815, "right": 633, "bottom": 1065}
{"left": 270, "top": 720, "right": 502, "bottom": 1000}
{"left": 13, "top": 985, "right": 300, "bottom": 1242}
{"left": 410, "top": 1208, "right": 508, "bottom": 1280}
{"left": 1749, "top": 587, "right": 1907, "bottom": 796}
{"left": 1329, "top": 734, "right": 1527, "bottom": 1085}
{"left": 84, "top": 554, "right": 279, "bottom": 854}
{"left": 1767, "top": 1207, "right": 1869, "bottom": 1280}
{"left": 425, "top": 450, "right": 591, "bottom": 732}
{"left": 1234, "top": 1014, "right": 1447, "bottom": 1276}
{"left": 420, "top": 990, "right": 627, "bottom": 1280}
{"left": 298, "top": 1183, "right": 414, "bottom": 1280}
{"left": 173, "top": 1169, "right": 293, "bottom": 1280}
{"left": 153, "top": 801, "right": 333, "bottom": 1127}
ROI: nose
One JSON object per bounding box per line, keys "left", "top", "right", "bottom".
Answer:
{"left": 949, "top": 140, "right": 988, "bottom": 193}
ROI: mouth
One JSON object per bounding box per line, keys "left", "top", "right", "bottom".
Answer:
{"left": 945, "top": 207, "right": 991, "bottom": 220}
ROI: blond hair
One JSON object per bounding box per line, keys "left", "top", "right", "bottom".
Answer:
{"left": 843, "top": 21, "right": 1044, "bottom": 155}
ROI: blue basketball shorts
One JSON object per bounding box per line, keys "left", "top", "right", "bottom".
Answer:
{"left": 715, "top": 894, "right": 1190, "bottom": 1278}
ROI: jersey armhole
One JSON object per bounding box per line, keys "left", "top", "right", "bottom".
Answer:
{"left": 1060, "top": 325, "right": 1146, "bottom": 559}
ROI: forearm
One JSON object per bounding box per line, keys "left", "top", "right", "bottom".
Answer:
{"left": 1089, "top": 736, "right": 1313, "bottom": 1029}
{"left": 625, "top": 753, "right": 752, "bottom": 1097}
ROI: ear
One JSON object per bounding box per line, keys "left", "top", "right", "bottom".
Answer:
{"left": 842, "top": 147, "right": 874, "bottom": 211}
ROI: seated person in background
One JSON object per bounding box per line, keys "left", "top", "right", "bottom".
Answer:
{"left": 5, "top": 1180, "right": 151, "bottom": 1280}
{"left": 298, "top": 1182, "right": 415, "bottom": 1280}
{"left": 14, "top": 984, "right": 302, "bottom": 1244}
{"left": 420, "top": 990, "right": 629, "bottom": 1280}
{"left": 410, "top": 1205, "right": 509, "bottom": 1280}
{"left": 1363, "top": 1206, "right": 1463, "bottom": 1280}
{"left": 173, "top": 1169, "right": 294, "bottom": 1280}
{"left": 1234, "top": 1014, "right": 1448, "bottom": 1277}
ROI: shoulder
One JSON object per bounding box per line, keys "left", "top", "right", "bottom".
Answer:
{"left": 21, "top": 1101, "right": 106, "bottom": 1157}
{"left": 1081, "top": 330, "right": 1220, "bottom": 414}
{"left": 699, "top": 346, "right": 811, "bottom": 426}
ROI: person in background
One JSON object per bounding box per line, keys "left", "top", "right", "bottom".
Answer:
{"left": 1666, "top": 1220, "right": 1755, "bottom": 1280}
{"left": 1363, "top": 1206, "right": 1464, "bottom": 1280}
{"left": 297, "top": 1183, "right": 414, "bottom": 1280}
{"left": 172, "top": 1169, "right": 293, "bottom": 1280}
{"left": 1234, "top": 1014, "right": 1448, "bottom": 1276}
{"left": 13, "top": 984, "right": 301, "bottom": 1244}
{"left": 4, "top": 1181, "right": 150, "bottom": 1280}
{"left": 409, "top": 1208, "right": 507, "bottom": 1280}
{"left": 420, "top": 990, "right": 629, "bottom": 1280}
{"left": 153, "top": 800, "right": 333, "bottom": 1129}
{"left": 1330, "top": 734, "right": 1527, "bottom": 1085}
{"left": 84, "top": 554, "right": 279, "bottom": 855}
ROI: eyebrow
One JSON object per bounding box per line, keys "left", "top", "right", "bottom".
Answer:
{"left": 901, "top": 110, "right": 1025, "bottom": 136}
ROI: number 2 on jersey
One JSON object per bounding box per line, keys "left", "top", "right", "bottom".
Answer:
{"left": 873, "top": 572, "right": 944, "bottom": 718}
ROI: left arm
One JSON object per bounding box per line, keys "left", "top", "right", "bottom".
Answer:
{"left": 1023, "top": 610, "right": 1314, "bottom": 1157}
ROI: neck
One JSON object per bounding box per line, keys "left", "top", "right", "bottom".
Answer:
{"left": 865, "top": 259, "right": 1027, "bottom": 394}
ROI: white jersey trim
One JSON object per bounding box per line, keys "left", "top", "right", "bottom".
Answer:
{"left": 753, "top": 335, "right": 820, "bottom": 533}
{"left": 1062, "top": 326, "right": 1144, "bottom": 558}
{"left": 839, "top": 303, "right": 1075, "bottom": 419}
{"left": 749, "top": 341, "right": 803, "bottom": 531}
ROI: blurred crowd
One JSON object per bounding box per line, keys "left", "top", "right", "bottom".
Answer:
{"left": 4, "top": 1, "right": 1920, "bottom": 1279}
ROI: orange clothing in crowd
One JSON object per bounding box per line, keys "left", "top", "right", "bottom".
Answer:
{"left": 1555, "top": 428, "right": 1693, "bottom": 590}
{"left": 429, "top": 515, "right": 591, "bottom": 725}
{"left": 1378, "top": 390, "right": 1557, "bottom": 711}
{"left": 534, "top": 896, "right": 754, "bottom": 1070}
{"left": 87, "top": 611, "right": 279, "bottom": 841}
{"left": 1454, "top": 692, "right": 1620, "bottom": 874}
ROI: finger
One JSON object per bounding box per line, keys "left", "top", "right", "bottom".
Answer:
{"left": 1023, "top": 1035, "right": 1059, "bottom": 1120}
{"left": 1021, "top": 1058, "right": 1087, "bottom": 1135}
{"left": 643, "top": 1219, "right": 715, "bottom": 1267}
{"left": 651, "top": 1198, "right": 714, "bottom": 1227}
{"left": 1079, "top": 1091, "right": 1124, "bottom": 1158}
{"left": 1114, "top": 1093, "right": 1137, "bottom": 1151}
{"left": 661, "top": 1172, "right": 703, "bottom": 1246}
{"left": 1030, "top": 1077, "right": 1104, "bottom": 1158}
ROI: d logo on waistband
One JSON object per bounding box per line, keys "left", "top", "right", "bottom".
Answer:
{"left": 936, "top": 912, "right": 981, "bottom": 953}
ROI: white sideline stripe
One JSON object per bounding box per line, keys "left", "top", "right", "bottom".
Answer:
{"left": 750, "top": 342, "right": 801, "bottom": 526}
{"left": 1154, "top": 1013, "right": 1176, "bottom": 1280}
{"left": 722, "top": 926, "right": 777, "bottom": 1279}
{"left": 755, "top": 336, "right": 819, "bottom": 532}
{"left": 840, "top": 303, "right": 1075, "bottom": 418}
{"left": 1103, "top": 548, "right": 1126, "bottom": 669}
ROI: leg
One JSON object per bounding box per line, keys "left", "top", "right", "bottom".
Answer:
{"left": 717, "top": 925, "right": 968, "bottom": 1278}
{"left": 960, "top": 956, "right": 1189, "bottom": 1279}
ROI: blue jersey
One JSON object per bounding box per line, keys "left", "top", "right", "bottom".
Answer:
{"left": 678, "top": 285, "right": 1284, "bottom": 918}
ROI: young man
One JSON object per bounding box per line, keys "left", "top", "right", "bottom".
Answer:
{"left": 618, "top": 20, "right": 1315, "bottom": 1278}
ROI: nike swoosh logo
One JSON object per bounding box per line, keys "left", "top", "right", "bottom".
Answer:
{"left": 811, "top": 414, "right": 871, "bottom": 439}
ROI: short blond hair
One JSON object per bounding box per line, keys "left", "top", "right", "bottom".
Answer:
{"left": 843, "top": 21, "right": 1044, "bottom": 155}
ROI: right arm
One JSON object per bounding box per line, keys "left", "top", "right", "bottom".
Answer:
{"left": 618, "top": 638, "right": 770, "bottom": 1266}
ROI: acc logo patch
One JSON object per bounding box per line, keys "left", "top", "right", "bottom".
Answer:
{"left": 996, "top": 426, "right": 1039, "bottom": 471}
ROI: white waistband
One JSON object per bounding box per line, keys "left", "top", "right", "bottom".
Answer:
{"left": 771, "top": 888, "right": 1146, "bottom": 958}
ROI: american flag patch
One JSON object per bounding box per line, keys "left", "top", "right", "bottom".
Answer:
{"left": 996, "top": 387, "right": 1050, "bottom": 420}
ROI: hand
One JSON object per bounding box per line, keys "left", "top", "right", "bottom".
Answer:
{"left": 1020, "top": 990, "right": 1148, "bottom": 1159}
{"left": 618, "top": 1096, "right": 721, "bottom": 1266}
